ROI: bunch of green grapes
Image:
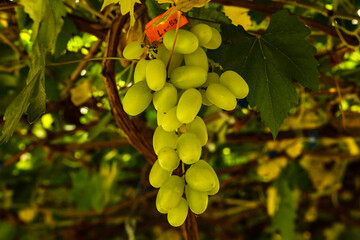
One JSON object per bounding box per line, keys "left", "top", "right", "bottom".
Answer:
{"left": 121, "top": 24, "right": 249, "bottom": 227}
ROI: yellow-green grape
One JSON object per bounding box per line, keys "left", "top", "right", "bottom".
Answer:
{"left": 163, "top": 29, "right": 199, "bottom": 54}
{"left": 123, "top": 41, "right": 144, "bottom": 59}
{"left": 158, "top": 175, "right": 185, "bottom": 211}
{"left": 167, "top": 198, "right": 189, "bottom": 227}
{"left": 190, "top": 23, "right": 213, "bottom": 46}
{"left": 171, "top": 66, "right": 207, "bottom": 89}
{"left": 149, "top": 159, "right": 172, "bottom": 188}
{"left": 186, "top": 116, "right": 208, "bottom": 146}
{"left": 146, "top": 59, "right": 166, "bottom": 91}
{"left": 203, "top": 27, "right": 222, "bottom": 50}
{"left": 185, "top": 160, "right": 216, "bottom": 191}
{"left": 123, "top": 81, "right": 152, "bottom": 116}
{"left": 153, "top": 83, "right": 178, "bottom": 112}
{"left": 156, "top": 191, "right": 167, "bottom": 214}
{"left": 206, "top": 83, "right": 237, "bottom": 111}
{"left": 196, "top": 160, "right": 220, "bottom": 195}
{"left": 154, "top": 44, "right": 184, "bottom": 77}
{"left": 158, "top": 147, "right": 180, "bottom": 171}
{"left": 185, "top": 185, "right": 208, "bottom": 214}
{"left": 157, "top": 110, "right": 166, "bottom": 126}
{"left": 176, "top": 132, "right": 202, "bottom": 164}
{"left": 201, "top": 72, "right": 220, "bottom": 87}
{"left": 153, "top": 126, "right": 178, "bottom": 154}
{"left": 176, "top": 88, "right": 202, "bottom": 123}
{"left": 184, "top": 47, "right": 208, "bottom": 71}
{"left": 200, "top": 89, "right": 213, "bottom": 106}
{"left": 219, "top": 70, "right": 249, "bottom": 99}
{"left": 161, "top": 106, "right": 183, "bottom": 132}
{"left": 134, "top": 59, "right": 148, "bottom": 83}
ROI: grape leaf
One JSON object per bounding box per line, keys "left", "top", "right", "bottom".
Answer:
{"left": 1, "top": 0, "right": 66, "bottom": 142}
{"left": 146, "top": 0, "right": 167, "bottom": 19}
{"left": 101, "top": 0, "right": 141, "bottom": 26}
{"left": 157, "top": 0, "right": 210, "bottom": 12}
{"left": 19, "top": 0, "right": 66, "bottom": 53}
{"left": 248, "top": 0, "right": 271, "bottom": 23}
{"left": 208, "top": 10, "right": 319, "bottom": 137}
{"left": 0, "top": 67, "right": 43, "bottom": 143}
{"left": 271, "top": 163, "right": 309, "bottom": 239}
{"left": 272, "top": 171, "right": 296, "bottom": 240}
{"left": 186, "top": 7, "right": 231, "bottom": 31}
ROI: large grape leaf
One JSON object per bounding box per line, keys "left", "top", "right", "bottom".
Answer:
{"left": 208, "top": 10, "right": 319, "bottom": 137}
{"left": 19, "top": 0, "right": 66, "bottom": 53}
{"left": 0, "top": 0, "right": 65, "bottom": 143}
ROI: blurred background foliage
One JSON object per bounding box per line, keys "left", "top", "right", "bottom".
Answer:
{"left": 0, "top": 0, "right": 360, "bottom": 239}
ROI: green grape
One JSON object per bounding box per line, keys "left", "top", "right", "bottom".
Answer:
{"left": 184, "top": 47, "right": 208, "bottom": 71}
{"left": 158, "top": 147, "right": 180, "bottom": 171}
{"left": 154, "top": 44, "right": 184, "bottom": 77}
{"left": 203, "top": 27, "right": 222, "bottom": 50}
{"left": 176, "top": 132, "right": 202, "bottom": 164}
{"left": 163, "top": 29, "right": 199, "bottom": 54}
{"left": 186, "top": 116, "right": 208, "bottom": 146}
{"left": 207, "top": 181, "right": 220, "bottom": 195}
{"left": 206, "top": 83, "right": 237, "bottom": 111}
{"left": 157, "top": 110, "right": 166, "bottom": 126}
{"left": 156, "top": 191, "right": 167, "bottom": 214}
{"left": 161, "top": 106, "right": 183, "bottom": 132}
{"left": 134, "top": 59, "right": 148, "bottom": 83}
{"left": 176, "top": 88, "right": 202, "bottom": 123}
{"left": 185, "top": 185, "right": 208, "bottom": 214}
{"left": 158, "top": 175, "right": 185, "bottom": 211}
{"left": 149, "top": 159, "right": 172, "bottom": 188}
{"left": 201, "top": 72, "right": 220, "bottom": 87}
{"left": 123, "top": 81, "right": 152, "bottom": 116}
{"left": 196, "top": 160, "right": 220, "bottom": 195}
{"left": 219, "top": 70, "right": 249, "bottom": 99}
{"left": 153, "top": 126, "right": 178, "bottom": 154}
{"left": 199, "top": 89, "right": 213, "bottom": 106}
{"left": 185, "top": 160, "right": 216, "bottom": 191}
{"left": 190, "top": 23, "right": 213, "bottom": 46}
{"left": 167, "top": 198, "right": 188, "bottom": 227}
{"left": 123, "top": 41, "right": 144, "bottom": 59}
{"left": 170, "top": 66, "right": 207, "bottom": 89}
{"left": 153, "top": 83, "right": 178, "bottom": 112}
{"left": 146, "top": 59, "right": 166, "bottom": 91}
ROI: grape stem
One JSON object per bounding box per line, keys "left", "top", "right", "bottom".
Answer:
{"left": 166, "top": 11, "right": 182, "bottom": 73}
{"left": 46, "top": 57, "right": 138, "bottom": 66}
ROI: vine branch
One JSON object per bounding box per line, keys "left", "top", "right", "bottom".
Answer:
{"left": 101, "top": 15, "right": 156, "bottom": 163}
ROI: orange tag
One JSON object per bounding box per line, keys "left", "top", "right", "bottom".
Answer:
{"left": 145, "top": 6, "right": 189, "bottom": 44}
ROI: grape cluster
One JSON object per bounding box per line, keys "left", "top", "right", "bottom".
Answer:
{"left": 121, "top": 23, "right": 249, "bottom": 227}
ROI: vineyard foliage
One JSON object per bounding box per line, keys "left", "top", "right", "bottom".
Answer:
{"left": 0, "top": 0, "right": 360, "bottom": 239}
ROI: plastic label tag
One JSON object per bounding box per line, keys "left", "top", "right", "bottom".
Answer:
{"left": 145, "top": 6, "right": 189, "bottom": 44}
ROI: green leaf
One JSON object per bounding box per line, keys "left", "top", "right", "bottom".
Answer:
{"left": 54, "top": 17, "right": 79, "bottom": 58}
{"left": 19, "top": 0, "right": 66, "bottom": 53}
{"left": 101, "top": 0, "right": 141, "bottom": 26}
{"left": 272, "top": 165, "right": 297, "bottom": 240}
{"left": 208, "top": 10, "right": 319, "bottom": 137}
{"left": 0, "top": 68, "right": 43, "bottom": 142}
{"left": 187, "top": 7, "right": 231, "bottom": 31}
{"left": 101, "top": 0, "right": 121, "bottom": 11}
{"left": 0, "top": 221, "right": 16, "bottom": 240}
{"left": 248, "top": 0, "right": 271, "bottom": 24}
{"left": 146, "top": 0, "right": 167, "bottom": 19}
{"left": 88, "top": 112, "right": 113, "bottom": 140}
{"left": 1, "top": 0, "right": 66, "bottom": 143}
